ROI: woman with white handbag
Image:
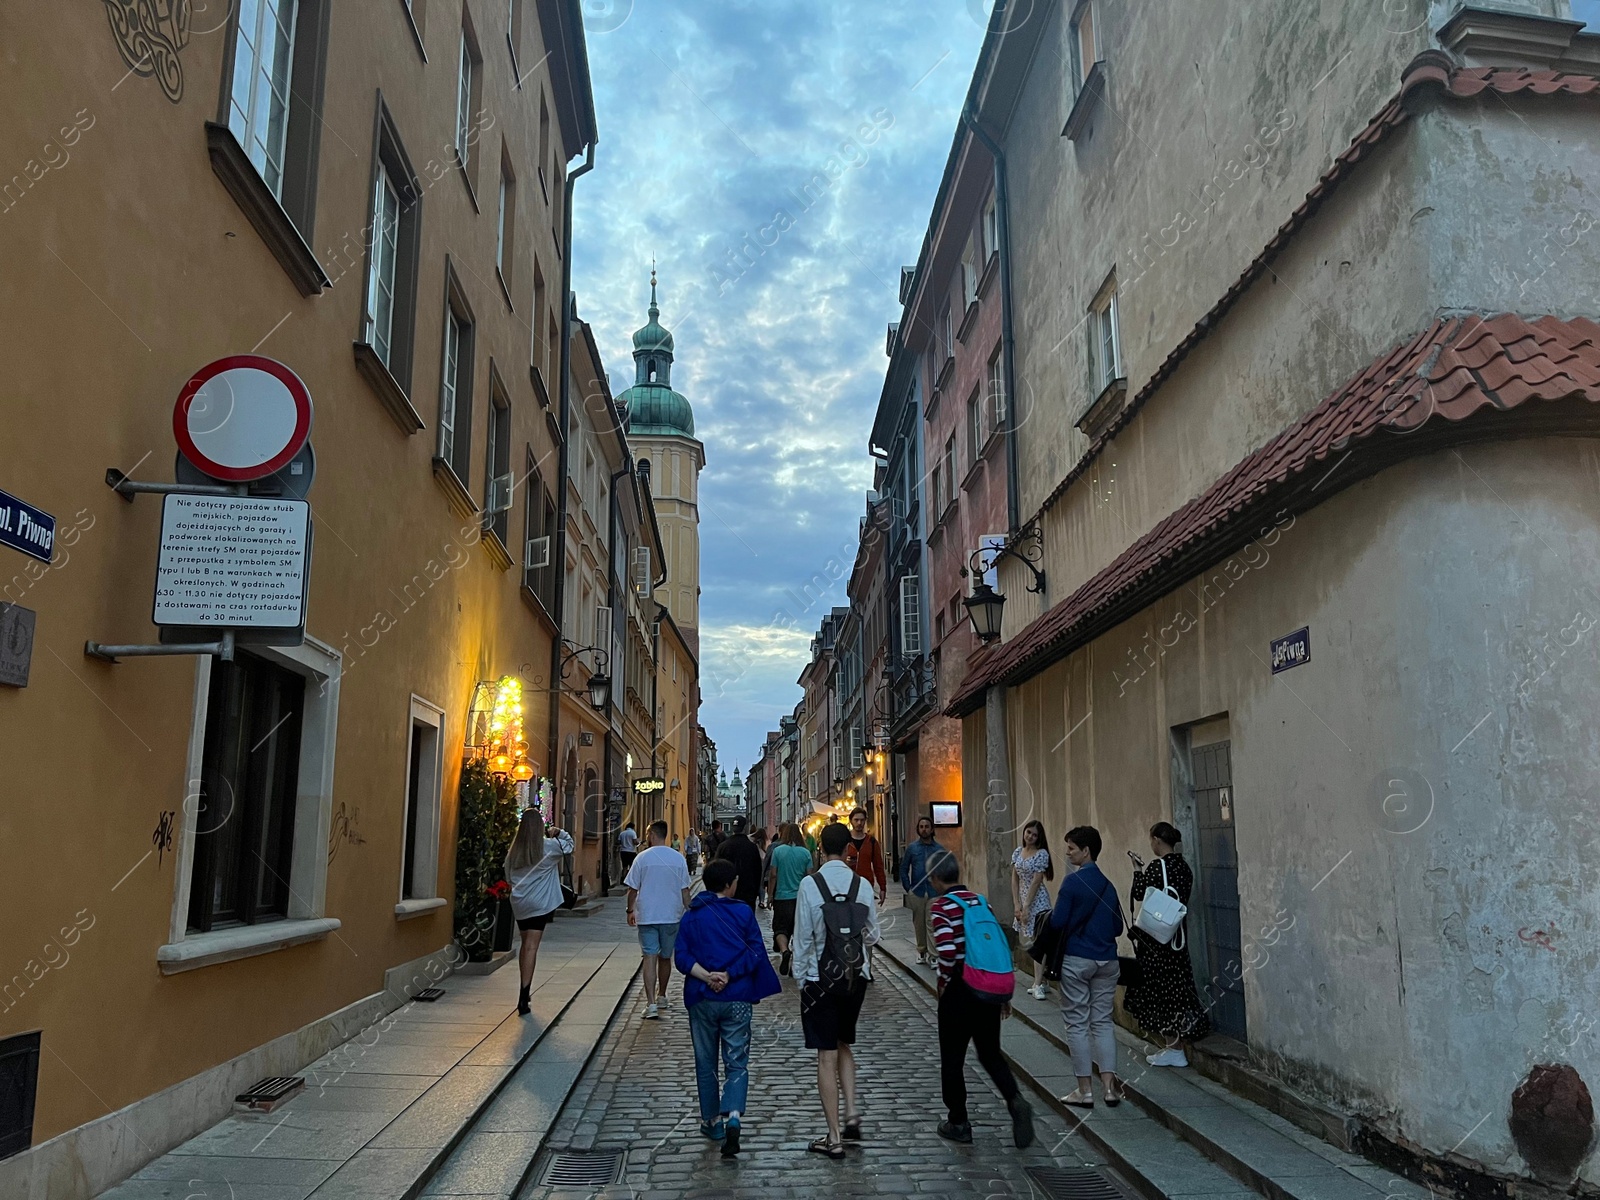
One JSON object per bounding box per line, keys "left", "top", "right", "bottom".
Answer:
{"left": 1126, "top": 822, "right": 1209, "bottom": 1066}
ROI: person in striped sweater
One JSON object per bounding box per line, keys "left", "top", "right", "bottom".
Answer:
{"left": 928, "top": 852, "right": 1035, "bottom": 1149}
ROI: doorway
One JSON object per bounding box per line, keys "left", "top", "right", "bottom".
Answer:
{"left": 1191, "top": 733, "right": 1245, "bottom": 1040}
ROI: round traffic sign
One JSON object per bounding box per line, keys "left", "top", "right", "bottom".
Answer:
{"left": 174, "top": 355, "right": 313, "bottom": 482}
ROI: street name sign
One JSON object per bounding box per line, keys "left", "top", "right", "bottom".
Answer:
{"left": 1270, "top": 626, "right": 1311, "bottom": 674}
{"left": 0, "top": 488, "right": 56, "bottom": 563}
{"left": 153, "top": 496, "right": 310, "bottom": 628}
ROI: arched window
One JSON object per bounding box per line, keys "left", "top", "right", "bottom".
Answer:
{"left": 647, "top": 358, "right": 658, "bottom": 382}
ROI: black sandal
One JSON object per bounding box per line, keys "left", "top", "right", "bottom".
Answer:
{"left": 809, "top": 1135, "right": 847, "bottom": 1160}
{"left": 842, "top": 1114, "right": 862, "bottom": 1141}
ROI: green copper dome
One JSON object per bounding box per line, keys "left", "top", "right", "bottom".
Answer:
{"left": 620, "top": 269, "right": 695, "bottom": 438}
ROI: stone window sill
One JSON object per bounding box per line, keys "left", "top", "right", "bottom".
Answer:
{"left": 157, "top": 917, "right": 341, "bottom": 975}
{"left": 432, "top": 457, "right": 480, "bottom": 520}
{"left": 978, "top": 251, "right": 1000, "bottom": 300}
{"left": 353, "top": 342, "right": 424, "bottom": 434}
{"left": 1076, "top": 375, "right": 1128, "bottom": 441}
{"left": 957, "top": 298, "right": 980, "bottom": 344}
{"left": 395, "top": 897, "right": 448, "bottom": 920}
{"left": 205, "top": 122, "right": 330, "bottom": 297}
{"left": 1062, "top": 60, "right": 1107, "bottom": 143}
{"left": 935, "top": 354, "right": 957, "bottom": 392}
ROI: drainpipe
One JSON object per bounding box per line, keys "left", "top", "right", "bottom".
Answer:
{"left": 548, "top": 142, "right": 595, "bottom": 881}
{"left": 961, "top": 107, "right": 1020, "bottom": 534}
{"left": 601, "top": 453, "right": 630, "bottom": 893}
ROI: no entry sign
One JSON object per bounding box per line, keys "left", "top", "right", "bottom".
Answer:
{"left": 174, "top": 356, "right": 313, "bottom": 482}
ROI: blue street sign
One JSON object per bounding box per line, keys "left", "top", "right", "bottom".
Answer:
{"left": 1270, "top": 626, "right": 1310, "bottom": 674}
{"left": 0, "top": 489, "right": 56, "bottom": 563}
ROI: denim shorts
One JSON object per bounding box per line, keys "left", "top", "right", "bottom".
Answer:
{"left": 638, "top": 922, "right": 678, "bottom": 957}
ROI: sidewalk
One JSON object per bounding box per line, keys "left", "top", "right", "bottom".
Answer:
{"left": 100, "top": 903, "right": 638, "bottom": 1200}
{"left": 877, "top": 885, "right": 1432, "bottom": 1200}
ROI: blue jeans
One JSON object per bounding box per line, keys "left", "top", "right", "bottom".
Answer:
{"left": 688, "top": 1000, "right": 752, "bottom": 1122}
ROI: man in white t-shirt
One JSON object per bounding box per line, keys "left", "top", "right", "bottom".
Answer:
{"left": 623, "top": 820, "right": 691, "bottom": 1020}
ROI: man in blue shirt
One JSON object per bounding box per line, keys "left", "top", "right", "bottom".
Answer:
{"left": 898, "top": 816, "right": 949, "bottom": 966}
{"left": 1048, "top": 825, "right": 1125, "bottom": 1108}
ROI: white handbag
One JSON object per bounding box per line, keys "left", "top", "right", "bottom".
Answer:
{"left": 1134, "top": 858, "right": 1188, "bottom": 949}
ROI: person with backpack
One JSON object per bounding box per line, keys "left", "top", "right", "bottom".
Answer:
{"left": 928, "top": 851, "right": 1036, "bottom": 1148}
{"left": 1049, "top": 825, "right": 1125, "bottom": 1108}
{"left": 791, "top": 821, "right": 880, "bottom": 1160}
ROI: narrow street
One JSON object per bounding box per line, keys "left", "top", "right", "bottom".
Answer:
{"left": 529, "top": 920, "right": 1099, "bottom": 1198}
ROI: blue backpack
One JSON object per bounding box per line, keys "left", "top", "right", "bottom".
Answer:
{"left": 952, "top": 893, "right": 1015, "bottom": 1004}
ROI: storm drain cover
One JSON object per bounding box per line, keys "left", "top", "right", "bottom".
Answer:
{"left": 1026, "top": 1167, "right": 1127, "bottom": 1200}
{"left": 542, "top": 1150, "right": 622, "bottom": 1188}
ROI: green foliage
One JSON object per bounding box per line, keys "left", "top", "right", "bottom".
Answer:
{"left": 453, "top": 758, "right": 519, "bottom": 961}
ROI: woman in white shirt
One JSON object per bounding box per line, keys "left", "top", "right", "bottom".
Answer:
{"left": 505, "top": 809, "right": 574, "bottom": 1016}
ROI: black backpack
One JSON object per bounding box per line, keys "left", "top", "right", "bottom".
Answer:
{"left": 810, "top": 870, "right": 870, "bottom": 996}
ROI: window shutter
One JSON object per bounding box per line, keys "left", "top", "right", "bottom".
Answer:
{"left": 523, "top": 535, "right": 550, "bottom": 571}
{"left": 849, "top": 727, "right": 862, "bottom": 769}
{"left": 595, "top": 604, "right": 612, "bottom": 655}
{"left": 900, "top": 575, "right": 922, "bottom": 655}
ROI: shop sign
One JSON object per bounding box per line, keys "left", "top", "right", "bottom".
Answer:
{"left": 1270, "top": 626, "right": 1310, "bottom": 674}
{"left": 0, "top": 488, "right": 56, "bottom": 563}
{"left": 0, "top": 603, "right": 36, "bottom": 687}
{"left": 632, "top": 777, "right": 666, "bottom": 795}
{"left": 153, "top": 495, "right": 310, "bottom": 628}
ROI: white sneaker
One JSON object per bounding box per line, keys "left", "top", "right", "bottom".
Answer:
{"left": 644, "top": 1002, "right": 660, "bottom": 1020}
{"left": 1146, "top": 1048, "right": 1188, "bottom": 1067}
{"left": 1029, "top": 984, "right": 1049, "bottom": 1001}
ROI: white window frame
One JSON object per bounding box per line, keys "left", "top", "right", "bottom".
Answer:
{"left": 1089, "top": 282, "right": 1122, "bottom": 393}
{"left": 365, "top": 161, "right": 401, "bottom": 367}
{"left": 987, "top": 348, "right": 1007, "bottom": 433}
{"left": 900, "top": 574, "right": 922, "bottom": 656}
{"left": 633, "top": 545, "right": 652, "bottom": 597}
{"left": 943, "top": 435, "right": 957, "bottom": 506}
{"left": 849, "top": 727, "right": 863, "bottom": 770}
{"left": 160, "top": 637, "right": 343, "bottom": 973}
{"left": 982, "top": 194, "right": 999, "bottom": 262}
{"left": 455, "top": 29, "right": 475, "bottom": 169}
{"left": 439, "top": 307, "right": 465, "bottom": 464}
{"left": 496, "top": 168, "right": 510, "bottom": 277}
{"left": 397, "top": 696, "right": 447, "bottom": 916}
{"left": 1069, "top": 0, "right": 1100, "bottom": 94}
{"left": 228, "top": 0, "right": 300, "bottom": 196}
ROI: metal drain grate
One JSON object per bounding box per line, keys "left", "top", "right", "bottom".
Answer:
{"left": 542, "top": 1149, "right": 622, "bottom": 1188}
{"left": 1026, "top": 1167, "right": 1128, "bottom": 1200}
{"left": 414, "top": 987, "right": 445, "bottom": 1002}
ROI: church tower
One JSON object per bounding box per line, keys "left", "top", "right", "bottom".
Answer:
{"left": 617, "top": 270, "right": 704, "bottom": 655}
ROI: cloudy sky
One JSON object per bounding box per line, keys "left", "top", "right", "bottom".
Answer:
{"left": 570, "top": 1, "right": 988, "bottom": 774}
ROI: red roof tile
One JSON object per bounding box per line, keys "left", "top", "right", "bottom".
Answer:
{"left": 948, "top": 314, "right": 1600, "bottom": 716}
{"left": 1026, "top": 53, "right": 1600, "bottom": 526}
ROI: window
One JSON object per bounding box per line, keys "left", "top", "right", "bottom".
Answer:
{"left": 359, "top": 101, "right": 422, "bottom": 390}
{"left": 496, "top": 150, "right": 516, "bottom": 293}
{"left": 0, "top": 1031, "right": 41, "bottom": 1160}
{"left": 484, "top": 382, "right": 512, "bottom": 546}
{"left": 986, "top": 345, "right": 1007, "bottom": 439}
{"left": 187, "top": 652, "right": 306, "bottom": 932}
{"left": 455, "top": 22, "right": 482, "bottom": 180}
{"left": 849, "top": 726, "right": 863, "bottom": 770}
{"left": 228, "top": 0, "right": 300, "bottom": 196}
{"left": 633, "top": 546, "right": 652, "bottom": 597}
{"left": 400, "top": 697, "right": 444, "bottom": 907}
{"left": 940, "top": 303, "right": 954, "bottom": 361}
{"left": 531, "top": 259, "right": 547, "bottom": 382}
{"left": 982, "top": 193, "right": 999, "bottom": 262}
{"left": 961, "top": 243, "right": 978, "bottom": 308}
{"left": 943, "top": 435, "right": 957, "bottom": 507}
{"left": 930, "top": 457, "right": 944, "bottom": 520}
{"left": 537, "top": 93, "right": 551, "bottom": 198}
{"left": 935, "top": 608, "right": 946, "bottom": 643}
{"left": 966, "top": 387, "right": 983, "bottom": 467}
{"left": 1089, "top": 284, "right": 1121, "bottom": 393}
{"left": 523, "top": 452, "right": 557, "bottom": 609}
{"left": 507, "top": 0, "right": 523, "bottom": 72}
{"left": 900, "top": 574, "right": 922, "bottom": 656}
{"left": 367, "top": 165, "right": 400, "bottom": 365}
{"left": 1069, "top": 0, "right": 1099, "bottom": 94}
{"left": 438, "top": 273, "right": 475, "bottom": 484}
{"left": 213, "top": 0, "right": 329, "bottom": 292}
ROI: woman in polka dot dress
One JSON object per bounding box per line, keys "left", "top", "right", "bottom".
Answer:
{"left": 1011, "top": 820, "right": 1055, "bottom": 1000}
{"left": 1125, "top": 822, "right": 1210, "bottom": 1066}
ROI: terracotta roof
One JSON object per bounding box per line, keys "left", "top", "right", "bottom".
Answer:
{"left": 1027, "top": 52, "right": 1600, "bottom": 525}
{"left": 948, "top": 313, "right": 1600, "bottom": 716}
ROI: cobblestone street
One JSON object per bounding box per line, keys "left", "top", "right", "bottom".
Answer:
{"left": 532, "top": 923, "right": 1101, "bottom": 1199}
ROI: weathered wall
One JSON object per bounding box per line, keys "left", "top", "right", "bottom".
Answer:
{"left": 1006, "top": 437, "right": 1600, "bottom": 1179}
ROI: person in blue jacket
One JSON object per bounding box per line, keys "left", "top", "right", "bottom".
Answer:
{"left": 675, "top": 857, "right": 782, "bottom": 1157}
{"left": 898, "top": 816, "right": 950, "bottom": 965}
{"left": 1048, "top": 825, "right": 1125, "bottom": 1109}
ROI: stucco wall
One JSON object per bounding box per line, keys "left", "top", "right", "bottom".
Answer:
{"left": 1006, "top": 437, "right": 1600, "bottom": 1179}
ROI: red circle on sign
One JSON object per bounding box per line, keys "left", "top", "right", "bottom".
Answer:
{"left": 173, "top": 355, "right": 313, "bottom": 482}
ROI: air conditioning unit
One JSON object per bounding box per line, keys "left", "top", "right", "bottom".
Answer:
{"left": 524, "top": 536, "right": 551, "bottom": 570}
